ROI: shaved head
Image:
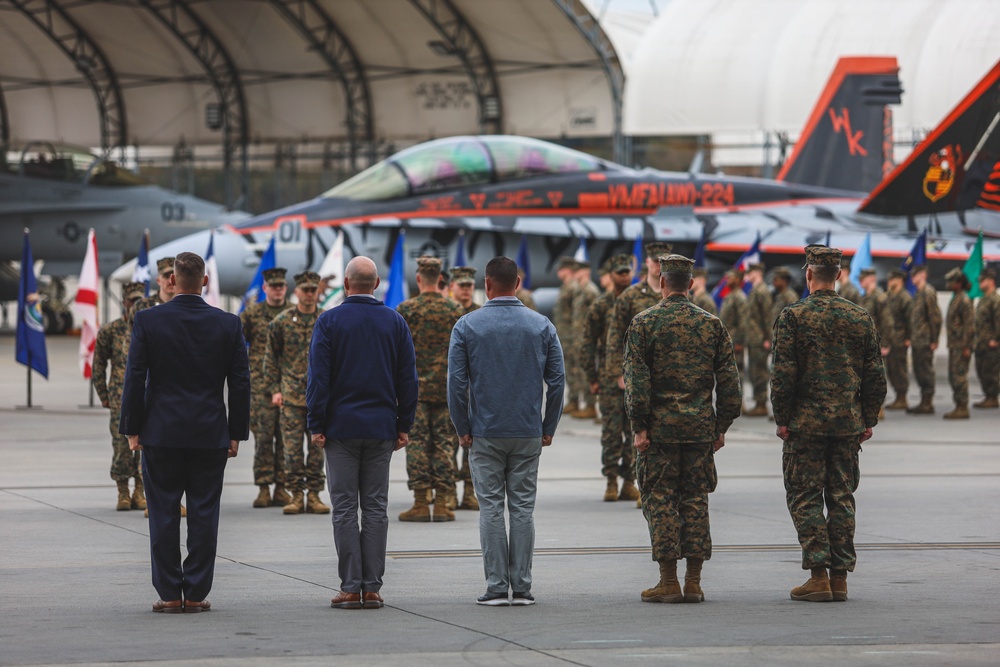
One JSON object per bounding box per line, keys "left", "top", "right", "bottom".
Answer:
{"left": 345, "top": 256, "right": 379, "bottom": 295}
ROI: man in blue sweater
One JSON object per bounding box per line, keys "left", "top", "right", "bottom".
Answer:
{"left": 307, "top": 256, "right": 418, "bottom": 609}
{"left": 448, "top": 256, "right": 565, "bottom": 606}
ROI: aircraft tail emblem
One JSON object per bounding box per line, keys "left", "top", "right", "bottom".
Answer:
{"left": 921, "top": 145, "right": 963, "bottom": 202}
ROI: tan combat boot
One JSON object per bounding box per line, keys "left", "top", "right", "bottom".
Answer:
{"left": 131, "top": 477, "right": 147, "bottom": 511}
{"left": 906, "top": 396, "right": 934, "bottom": 414}
{"left": 306, "top": 491, "right": 331, "bottom": 514}
{"left": 790, "top": 567, "right": 833, "bottom": 602}
{"left": 619, "top": 479, "right": 640, "bottom": 502}
{"left": 603, "top": 476, "right": 619, "bottom": 502}
{"left": 459, "top": 483, "right": 479, "bottom": 511}
{"left": 283, "top": 491, "right": 305, "bottom": 515}
{"left": 745, "top": 403, "right": 769, "bottom": 417}
{"left": 272, "top": 484, "right": 291, "bottom": 507}
{"left": 445, "top": 485, "right": 458, "bottom": 511}
{"left": 398, "top": 489, "right": 432, "bottom": 522}
{"left": 885, "top": 393, "right": 908, "bottom": 410}
{"left": 683, "top": 557, "right": 705, "bottom": 603}
{"left": 575, "top": 405, "right": 598, "bottom": 419}
{"left": 116, "top": 481, "right": 132, "bottom": 511}
{"left": 432, "top": 486, "right": 456, "bottom": 522}
{"left": 253, "top": 485, "right": 271, "bottom": 508}
{"left": 943, "top": 403, "right": 970, "bottom": 419}
{"left": 641, "top": 559, "right": 683, "bottom": 603}
{"left": 830, "top": 569, "right": 848, "bottom": 601}
{"left": 973, "top": 396, "right": 999, "bottom": 409}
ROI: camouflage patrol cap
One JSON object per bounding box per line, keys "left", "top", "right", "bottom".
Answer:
{"left": 609, "top": 253, "right": 633, "bottom": 272}
{"left": 598, "top": 259, "right": 611, "bottom": 275}
{"left": 416, "top": 256, "right": 442, "bottom": 274}
{"left": 944, "top": 267, "right": 965, "bottom": 283}
{"left": 294, "top": 271, "right": 321, "bottom": 288}
{"left": 980, "top": 267, "right": 997, "bottom": 281}
{"left": 573, "top": 259, "right": 590, "bottom": 271}
{"left": 772, "top": 266, "right": 792, "bottom": 280}
{"left": 802, "top": 244, "right": 843, "bottom": 268}
{"left": 692, "top": 267, "right": 708, "bottom": 278}
{"left": 644, "top": 241, "right": 673, "bottom": 259}
{"left": 156, "top": 257, "right": 175, "bottom": 275}
{"left": 451, "top": 266, "right": 476, "bottom": 285}
{"left": 262, "top": 267, "right": 287, "bottom": 285}
{"left": 859, "top": 268, "right": 877, "bottom": 278}
{"left": 725, "top": 268, "right": 744, "bottom": 280}
{"left": 746, "top": 262, "right": 766, "bottom": 273}
{"left": 557, "top": 256, "right": 577, "bottom": 270}
{"left": 122, "top": 281, "right": 145, "bottom": 301}
{"left": 887, "top": 268, "right": 907, "bottom": 280}
{"left": 659, "top": 254, "right": 695, "bottom": 275}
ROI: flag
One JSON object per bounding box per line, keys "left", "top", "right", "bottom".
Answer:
{"left": 132, "top": 230, "right": 150, "bottom": 297}
{"left": 964, "top": 230, "right": 985, "bottom": 298}
{"left": 712, "top": 232, "right": 761, "bottom": 308}
{"left": 384, "top": 232, "right": 407, "bottom": 309}
{"left": 693, "top": 225, "right": 707, "bottom": 269}
{"left": 74, "top": 228, "right": 100, "bottom": 378}
{"left": 901, "top": 229, "right": 928, "bottom": 295}
{"left": 319, "top": 229, "right": 345, "bottom": 308}
{"left": 239, "top": 235, "right": 276, "bottom": 312}
{"left": 16, "top": 230, "right": 48, "bottom": 378}
{"left": 516, "top": 234, "right": 532, "bottom": 290}
{"left": 454, "top": 231, "right": 467, "bottom": 267}
{"left": 631, "top": 231, "right": 643, "bottom": 284}
{"left": 202, "top": 230, "right": 221, "bottom": 308}
{"left": 849, "top": 233, "right": 872, "bottom": 290}
{"left": 573, "top": 236, "right": 589, "bottom": 264}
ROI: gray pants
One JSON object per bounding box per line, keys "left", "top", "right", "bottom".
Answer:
{"left": 325, "top": 438, "right": 395, "bottom": 594}
{"left": 469, "top": 436, "right": 542, "bottom": 594}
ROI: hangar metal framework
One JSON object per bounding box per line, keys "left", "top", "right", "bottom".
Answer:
{"left": 0, "top": 0, "right": 625, "bottom": 209}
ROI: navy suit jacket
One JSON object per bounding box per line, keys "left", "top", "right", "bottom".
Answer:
{"left": 119, "top": 294, "right": 251, "bottom": 448}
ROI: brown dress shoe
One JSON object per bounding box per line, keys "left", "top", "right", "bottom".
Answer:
{"left": 362, "top": 591, "right": 384, "bottom": 609}
{"left": 330, "top": 591, "right": 362, "bottom": 609}
{"left": 184, "top": 599, "right": 211, "bottom": 613}
{"left": 152, "top": 599, "right": 183, "bottom": 613}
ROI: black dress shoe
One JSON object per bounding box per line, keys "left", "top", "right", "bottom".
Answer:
{"left": 476, "top": 591, "right": 509, "bottom": 606}
{"left": 512, "top": 591, "right": 535, "bottom": 606}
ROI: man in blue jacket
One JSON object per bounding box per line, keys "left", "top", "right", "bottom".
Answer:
{"left": 307, "top": 256, "right": 418, "bottom": 609}
{"left": 448, "top": 256, "right": 565, "bottom": 606}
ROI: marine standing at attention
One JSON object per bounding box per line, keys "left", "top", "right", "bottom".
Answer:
{"left": 718, "top": 270, "right": 747, "bottom": 377}
{"left": 906, "top": 265, "right": 942, "bottom": 415}
{"left": 690, "top": 268, "right": 716, "bottom": 314}
{"left": 771, "top": 245, "right": 886, "bottom": 603}
{"left": 624, "top": 254, "right": 741, "bottom": 604}
{"left": 837, "top": 260, "right": 862, "bottom": 305}
{"left": 743, "top": 263, "right": 773, "bottom": 417}
{"left": 884, "top": 269, "right": 913, "bottom": 410}
{"left": 445, "top": 265, "right": 480, "bottom": 510}
{"left": 770, "top": 267, "right": 798, "bottom": 325}
{"left": 859, "top": 268, "right": 895, "bottom": 419}
{"left": 973, "top": 268, "right": 1000, "bottom": 408}
{"left": 942, "top": 268, "right": 975, "bottom": 420}
{"left": 569, "top": 260, "right": 601, "bottom": 420}
{"left": 131, "top": 257, "right": 176, "bottom": 315}
{"left": 554, "top": 257, "right": 580, "bottom": 412}
{"left": 241, "top": 267, "right": 292, "bottom": 508}
{"left": 450, "top": 266, "right": 480, "bottom": 314}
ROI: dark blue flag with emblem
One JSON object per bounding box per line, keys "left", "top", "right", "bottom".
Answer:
{"left": 901, "top": 229, "right": 927, "bottom": 295}
{"left": 16, "top": 230, "right": 48, "bottom": 378}
{"left": 239, "top": 234, "right": 276, "bottom": 313}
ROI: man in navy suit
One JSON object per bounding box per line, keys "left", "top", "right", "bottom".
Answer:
{"left": 120, "top": 252, "right": 251, "bottom": 613}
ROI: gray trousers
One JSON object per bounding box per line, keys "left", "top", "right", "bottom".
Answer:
{"left": 325, "top": 438, "right": 395, "bottom": 593}
{"left": 469, "top": 436, "right": 542, "bottom": 594}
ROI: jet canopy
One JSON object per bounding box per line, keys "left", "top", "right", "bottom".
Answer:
{"left": 323, "top": 135, "right": 618, "bottom": 201}
{"left": 2, "top": 141, "right": 148, "bottom": 187}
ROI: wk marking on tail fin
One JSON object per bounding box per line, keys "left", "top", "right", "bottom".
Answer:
{"left": 828, "top": 108, "right": 867, "bottom": 156}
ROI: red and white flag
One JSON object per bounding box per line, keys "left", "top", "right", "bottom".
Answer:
{"left": 74, "top": 229, "right": 100, "bottom": 379}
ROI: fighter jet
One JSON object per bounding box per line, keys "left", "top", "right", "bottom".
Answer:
{"left": 136, "top": 58, "right": 908, "bottom": 297}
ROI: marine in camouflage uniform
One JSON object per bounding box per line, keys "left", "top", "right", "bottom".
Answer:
{"left": 770, "top": 267, "right": 798, "bottom": 324}
{"left": 744, "top": 264, "right": 773, "bottom": 415}
{"left": 942, "top": 268, "right": 975, "bottom": 419}
{"left": 884, "top": 270, "right": 913, "bottom": 409}
{"left": 130, "top": 257, "right": 175, "bottom": 316}
{"left": 93, "top": 281, "right": 147, "bottom": 511}
{"left": 837, "top": 262, "right": 862, "bottom": 305}
{"left": 624, "top": 255, "right": 741, "bottom": 603}
{"left": 770, "top": 245, "right": 886, "bottom": 602}
{"left": 553, "top": 257, "right": 581, "bottom": 412}
{"left": 265, "top": 271, "right": 328, "bottom": 515}
{"left": 569, "top": 261, "right": 601, "bottom": 418}
{"left": 906, "top": 266, "right": 943, "bottom": 414}
{"left": 398, "top": 258, "right": 465, "bottom": 522}
{"left": 450, "top": 265, "right": 481, "bottom": 315}
{"left": 448, "top": 266, "right": 480, "bottom": 508}
{"left": 859, "top": 268, "right": 895, "bottom": 418}
{"left": 718, "top": 270, "right": 747, "bottom": 377}
{"left": 690, "top": 268, "right": 716, "bottom": 314}
{"left": 582, "top": 254, "right": 638, "bottom": 502}
{"left": 241, "top": 267, "right": 291, "bottom": 508}
{"left": 974, "top": 268, "right": 1000, "bottom": 408}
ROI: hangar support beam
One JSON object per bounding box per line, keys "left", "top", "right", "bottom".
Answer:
{"left": 551, "top": 0, "right": 625, "bottom": 163}
{"left": 138, "top": 0, "right": 249, "bottom": 210}
{"left": 0, "top": 83, "right": 9, "bottom": 156}
{"left": 5, "top": 0, "right": 127, "bottom": 155}
{"left": 407, "top": 0, "right": 503, "bottom": 134}
{"left": 266, "top": 0, "right": 374, "bottom": 169}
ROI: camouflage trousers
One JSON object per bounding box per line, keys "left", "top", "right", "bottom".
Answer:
{"left": 563, "top": 339, "right": 595, "bottom": 409}
{"left": 975, "top": 347, "right": 1000, "bottom": 399}
{"left": 911, "top": 345, "right": 935, "bottom": 397}
{"left": 406, "top": 402, "right": 457, "bottom": 491}
{"left": 782, "top": 433, "right": 861, "bottom": 571}
{"left": 886, "top": 345, "right": 909, "bottom": 395}
{"left": 281, "top": 405, "right": 325, "bottom": 492}
{"left": 948, "top": 348, "right": 970, "bottom": 404}
{"left": 747, "top": 344, "right": 770, "bottom": 404}
{"left": 108, "top": 408, "right": 140, "bottom": 481}
{"left": 251, "top": 395, "right": 285, "bottom": 486}
{"left": 452, "top": 438, "right": 472, "bottom": 485}
{"left": 636, "top": 441, "right": 717, "bottom": 562}
{"left": 599, "top": 379, "right": 633, "bottom": 480}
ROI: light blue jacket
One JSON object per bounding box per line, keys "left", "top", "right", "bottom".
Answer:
{"left": 448, "top": 297, "right": 565, "bottom": 438}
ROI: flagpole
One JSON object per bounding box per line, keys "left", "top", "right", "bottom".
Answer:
{"left": 27, "top": 362, "right": 32, "bottom": 409}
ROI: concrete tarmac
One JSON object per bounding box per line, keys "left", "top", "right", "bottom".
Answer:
{"left": 1, "top": 335, "right": 998, "bottom": 666}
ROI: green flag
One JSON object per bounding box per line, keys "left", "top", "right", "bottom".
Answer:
{"left": 963, "top": 230, "right": 984, "bottom": 298}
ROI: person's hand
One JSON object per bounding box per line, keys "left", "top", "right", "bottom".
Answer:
{"left": 633, "top": 429, "right": 650, "bottom": 453}
{"left": 881, "top": 347, "right": 890, "bottom": 356}
{"left": 589, "top": 381, "right": 600, "bottom": 395}
{"left": 990, "top": 339, "right": 999, "bottom": 349}
{"left": 395, "top": 432, "right": 409, "bottom": 451}
{"left": 459, "top": 434, "right": 473, "bottom": 449}
{"left": 311, "top": 433, "right": 326, "bottom": 449}
{"left": 776, "top": 425, "right": 790, "bottom": 441}
{"left": 101, "top": 399, "right": 109, "bottom": 408}
{"left": 962, "top": 348, "right": 971, "bottom": 360}
{"left": 228, "top": 440, "right": 239, "bottom": 458}
{"left": 128, "top": 435, "right": 142, "bottom": 451}
{"left": 272, "top": 392, "right": 283, "bottom": 406}
{"left": 930, "top": 342, "right": 938, "bottom": 352}
{"left": 542, "top": 435, "right": 553, "bottom": 447}
{"left": 763, "top": 340, "right": 771, "bottom": 351}
{"left": 713, "top": 433, "right": 725, "bottom": 451}
{"left": 617, "top": 376, "right": 625, "bottom": 390}
{"left": 859, "top": 427, "right": 873, "bottom": 444}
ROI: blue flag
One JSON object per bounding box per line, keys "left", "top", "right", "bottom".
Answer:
{"left": 849, "top": 233, "right": 872, "bottom": 290}
{"left": 693, "top": 225, "right": 707, "bottom": 269}
{"left": 574, "top": 236, "right": 589, "bottom": 263}
{"left": 132, "top": 232, "right": 150, "bottom": 297}
{"left": 454, "top": 231, "right": 467, "bottom": 267}
{"left": 631, "top": 231, "right": 643, "bottom": 284}
{"left": 16, "top": 230, "right": 48, "bottom": 378}
{"left": 516, "top": 234, "right": 532, "bottom": 290}
{"left": 901, "top": 229, "right": 928, "bottom": 295}
{"left": 385, "top": 232, "right": 407, "bottom": 309}
{"left": 239, "top": 235, "right": 276, "bottom": 313}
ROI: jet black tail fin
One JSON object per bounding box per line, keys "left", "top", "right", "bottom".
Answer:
{"left": 859, "top": 59, "right": 1000, "bottom": 217}
{"left": 777, "top": 57, "right": 902, "bottom": 193}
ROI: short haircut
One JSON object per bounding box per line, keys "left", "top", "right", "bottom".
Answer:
{"left": 809, "top": 265, "right": 839, "bottom": 283}
{"left": 173, "top": 252, "right": 205, "bottom": 290}
{"left": 663, "top": 272, "right": 691, "bottom": 292}
{"left": 485, "top": 256, "right": 518, "bottom": 290}
{"left": 912, "top": 265, "right": 928, "bottom": 276}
